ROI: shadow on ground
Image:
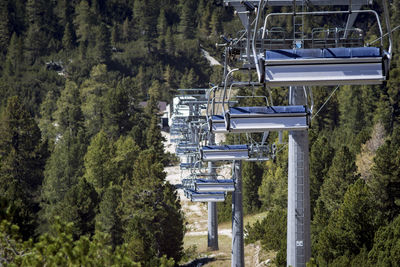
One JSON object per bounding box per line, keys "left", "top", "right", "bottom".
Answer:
{"left": 180, "top": 256, "right": 215, "bottom": 267}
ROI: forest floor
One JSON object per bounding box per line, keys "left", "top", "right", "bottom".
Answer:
{"left": 163, "top": 132, "right": 276, "bottom": 266}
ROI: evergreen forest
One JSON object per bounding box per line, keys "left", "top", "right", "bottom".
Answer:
{"left": 0, "top": 0, "right": 400, "bottom": 266}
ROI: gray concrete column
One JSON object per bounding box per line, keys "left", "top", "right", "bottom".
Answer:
{"left": 232, "top": 160, "right": 244, "bottom": 267}
{"left": 208, "top": 133, "right": 219, "bottom": 251}
{"left": 287, "top": 86, "right": 311, "bottom": 267}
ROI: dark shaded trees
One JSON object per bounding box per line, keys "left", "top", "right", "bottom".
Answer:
{"left": 310, "top": 135, "right": 334, "bottom": 215}
{"left": 315, "top": 180, "right": 377, "bottom": 265}
{"left": 369, "top": 127, "right": 400, "bottom": 222}
{"left": 0, "top": 96, "right": 48, "bottom": 239}
{"left": 242, "top": 161, "right": 264, "bottom": 213}
{"left": 121, "top": 149, "right": 184, "bottom": 264}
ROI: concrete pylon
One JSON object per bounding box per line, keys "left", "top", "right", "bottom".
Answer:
{"left": 232, "top": 160, "right": 244, "bottom": 267}
{"left": 208, "top": 133, "right": 219, "bottom": 250}
{"left": 287, "top": 86, "right": 311, "bottom": 267}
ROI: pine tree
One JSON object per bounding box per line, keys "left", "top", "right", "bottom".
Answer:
{"left": 0, "top": 1, "right": 10, "bottom": 55}
{"left": 104, "top": 82, "right": 133, "bottom": 138}
{"left": 310, "top": 87, "right": 340, "bottom": 132}
{"left": 135, "top": 66, "right": 147, "bottom": 99}
{"left": 198, "top": 1, "right": 212, "bottom": 37}
{"left": 178, "top": 0, "right": 196, "bottom": 39}
{"left": 40, "top": 130, "right": 87, "bottom": 234}
{"left": 14, "top": 218, "right": 141, "bottom": 266}
{"left": 83, "top": 130, "right": 115, "bottom": 195}
{"left": 74, "top": 0, "right": 94, "bottom": 45}
{"left": 111, "top": 23, "right": 119, "bottom": 46}
{"left": 310, "top": 135, "right": 334, "bottom": 215}
{"left": 210, "top": 9, "right": 222, "bottom": 38}
{"left": 318, "top": 146, "right": 359, "bottom": 214}
{"left": 96, "top": 184, "right": 123, "bottom": 249}
{"left": 315, "top": 180, "right": 377, "bottom": 265}
{"left": 25, "top": 23, "right": 47, "bottom": 63}
{"left": 368, "top": 214, "right": 400, "bottom": 266}
{"left": 145, "top": 81, "right": 165, "bottom": 158}
{"left": 54, "top": 81, "right": 84, "bottom": 136}
{"left": 25, "top": 0, "right": 58, "bottom": 61}
{"left": 62, "top": 22, "right": 76, "bottom": 51}
{"left": 369, "top": 127, "right": 400, "bottom": 222}
{"left": 121, "top": 18, "right": 132, "bottom": 42}
{"left": 242, "top": 161, "right": 263, "bottom": 213}
{"left": 80, "top": 64, "right": 109, "bottom": 138}
{"left": 165, "top": 27, "right": 175, "bottom": 55}
{"left": 112, "top": 135, "right": 140, "bottom": 182}
{"left": 4, "top": 32, "right": 23, "bottom": 76}
{"left": 121, "top": 149, "right": 184, "bottom": 264}
{"left": 258, "top": 142, "right": 288, "bottom": 210}
{"left": 157, "top": 9, "right": 168, "bottom": 37}
{"left": 57, "top": 178, "right": 99, "bottom": 239}
{"left": 186, "top": 68, "right": 199, "bottom": 88}
{"left": 38, "top": 90, "right": 58, "bottom": 144}
{"left": 93, "top": 22, "right": 111, "bottom": 64}
{"left": 0, "top": 96, "right": 48, "bottom": 239}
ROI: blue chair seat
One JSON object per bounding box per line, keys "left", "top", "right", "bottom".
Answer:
{"left": 195, "top": 179, "right": 234, "bottom": 184}
{"left": 265, "top": 47, "right": 381, "bottom": 60}
{"left": 211, "top": 115, "right": 225, "bottom": 121}
{"left": 201, "top": 145, "right": 248, "bottom": 151}
{"left": 186, "top": 189, "right": 226, "bottom": 195}
{"left": 229, "top": 105, "right": 307, "bottom": 116}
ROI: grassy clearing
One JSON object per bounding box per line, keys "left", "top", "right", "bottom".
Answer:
{"left": 218, "top": 211, "right": 269, "bottom": 229}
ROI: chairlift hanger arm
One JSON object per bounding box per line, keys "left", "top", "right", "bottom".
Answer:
{"left": 224, "top": 0, "right": 372, "bottom": 7}
{"left": 262, "top": 10, "right": 383, "bottom": 46}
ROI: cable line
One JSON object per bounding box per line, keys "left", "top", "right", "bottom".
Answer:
{"left": 311, "top": 85, "right": 340, "bottom": 120}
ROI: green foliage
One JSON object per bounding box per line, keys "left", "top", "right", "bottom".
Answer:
{"left": 178, "top": 0, "right": 197, "bottom": 39}
{"left": 18, "top": 218, "right": 140, "bottom": 266}
{"left": 258, "top": 142, "right": 288, "bottom": 210}
{"left": 1, "top": 0, "right": 400, "bottom": 264}
{"left": 317, "top": 146, "right": 359, "bottom": 215}
{"left": 368, "top": 214, "right": 400, "bottom": 266}
{"left": 315, "top": 180, "right": 377, "bottom": 265}
{"left": 369, "top": 127, "right": 400, "bottom": 222}
{"left": 0, "top": 96, "right": 48, "bottom": 240}
{"left": 121, "top": 149, "right": 184, "bottom": 264}
{"left": 310, "top": 135, "right": 334, "bottom": 215}
{"left": 4, "top": 33, "right": 23, "bottom": 77}
{"left": 94, "top": 22, "right": 111, "bottom": 64}
{"left": 104, "top": 80, "right": 134, "bottom": 138}
{"left": 84, "top": 130, "right": 114, "bottom": 194}
{"left": 242, "top": 161, "right": 264, "bottom": 213}
{"left": 56, "top": 178, "right": 99, "bottom": 239}
{"left": 96, "top": 184, "right": 123, "bottom": 249}
{"left": 40, "top": 130, "right": 87, "bottom": 235}
{"left": 217, "top": 194, "right": 232, "bottom": 223}
{"left": 54, "top": 80, "right": 84, "bottom": 136}
{"left": 80, "top": 64, "right": 109, "bottom": 138}
{"left": 245, "top": 207, "right": 286, "bottom": 251}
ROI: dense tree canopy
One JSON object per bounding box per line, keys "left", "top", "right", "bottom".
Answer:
{"left": 0, "top": 0, "right": 400, "bottom": 266}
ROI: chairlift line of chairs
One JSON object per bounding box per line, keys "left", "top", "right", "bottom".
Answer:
{"left": 172, "top": 0, "right": 393, "bottom": 202}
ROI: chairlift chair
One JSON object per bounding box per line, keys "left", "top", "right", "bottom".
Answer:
{"left": 250, "top": 0, "right": 393, "bottom": 86}
{"left": 182, "top": 178, "right": 235, "bottom": 192}
{"left": 226, "top": 105, "right": 309, "bottom": 132}
{"left": 184, "top": 189, "right": 226, "bottom": 202}
{"left": 201, "top": 145, "right": 250, "bottom": 161}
